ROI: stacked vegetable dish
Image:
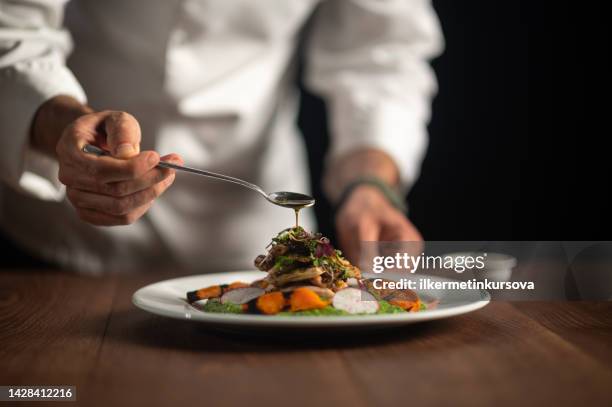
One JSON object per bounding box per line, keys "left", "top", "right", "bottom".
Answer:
{"left": 186, "top": 227, "right": 427, "bottom": 316}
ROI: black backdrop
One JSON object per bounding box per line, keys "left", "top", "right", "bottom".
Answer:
{"left": 299, "top": 0, "right": 610, "bottom": 242}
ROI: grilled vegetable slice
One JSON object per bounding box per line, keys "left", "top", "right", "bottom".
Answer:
{"left": 289, "top": 287, "right": 330, "bottom": 312}
{"left": 220, "top": 287, "right": 265, "bottom": 305}
{"left": 186, "top": 285, "right": 223, "bottom": 303}
{"left": 256, "top": 292, "right": 286, "bottom": 315}
{"left": 187, "top": 282, "right": 251, "bottom": 303}
{"left": 271, "top": 266, "right": 325, "bottom": 286}
{"left": 332, "top": 288, "right": 379, "bottom": 314}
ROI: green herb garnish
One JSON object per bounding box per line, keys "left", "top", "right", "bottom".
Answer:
{"left": 277, "top": 306, "right": 349, "bottom": 316}
{"left": 201, "top": 299, "right": 243, "bottom": 314}
{"left": 377, "top": 300, "right": 406, "bottom": 314}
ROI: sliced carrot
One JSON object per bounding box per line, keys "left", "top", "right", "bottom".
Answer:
{"left": 227, "top": 281, "right": 250, "bottom": 291}
{"left": 256, "top": 292, "right": 286, "bottom": 315}
{"left": 187, "top": 285, "right": 223, "bottom": 303}
{"left": 289, "top": 287, "right": 330, "bottom": 312}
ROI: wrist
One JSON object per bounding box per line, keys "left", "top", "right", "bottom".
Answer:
{"left": 323, "top": 148, "right": 400, "bottom": 203}
{"left": 31, "top": 95, "right": 93, "bottom": 158}
{"left": 335, "top": 176, "right": 407, "bottom": 214}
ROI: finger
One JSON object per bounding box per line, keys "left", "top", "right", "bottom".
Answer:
{"left": 159, "top": 153, "right": 184, "bottom": 166}
{"left": 67, "top": 174, "right": 174, "bottom": 216}
{"left": 102, "top": 153, "right": 182, "bottom": 196}
{"left": 59, "top": 151, "right": 159, "bottom": 185}
{"left": 358, "top": 216, "right": 381, "bottom": 242}
{"left": 75, "top": 202, "right": 153, "bottom": 227}
{"left": 58, "top": 111, "right": 125, "bottom": 154}
{"left": 336, "top": 217, "right": 364, "bottom": 264}
{"left": 381, "top": 214, "right": 423, "bottom": 241}
{"left": 104, "top": 111, "right": 142, "bottom": 158}
{"left": 103, "top": 167, "right": 173, "bottom": 197}
{"left": 355, "top": 217, "right": 382, "bottom": 265}
{"left": 82, "top": 151, "right": 160, "bottom": 183}
{"left": 64, "top": 153, "right": 181, "bottom": 194}
{"left": 379, "top": 215, "right": 424, "bottom": 257}
{"left": 59, "top": 149, "right": 184, "bottom": 193}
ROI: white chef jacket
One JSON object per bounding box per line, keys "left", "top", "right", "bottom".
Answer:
{"left": 0, "top": 0, "right": 443, "bottom": 274}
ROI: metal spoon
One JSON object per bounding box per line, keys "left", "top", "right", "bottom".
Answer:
{"left": 82, "top": 144, "right": 315, "bottom": 209}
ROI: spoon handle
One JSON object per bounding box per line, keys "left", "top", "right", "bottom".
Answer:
{"left": 82, "top": 144, "right": 267, "bottom": 196}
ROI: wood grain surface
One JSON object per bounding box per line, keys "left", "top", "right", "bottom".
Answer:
{"left": 1, "top": 269, "right": 611, "bottom": 407}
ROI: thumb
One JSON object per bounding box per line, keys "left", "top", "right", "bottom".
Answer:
{"left": 104, "top": 111, "right": 141, "bottom": 159}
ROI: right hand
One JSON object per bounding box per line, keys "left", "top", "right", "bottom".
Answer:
{"left": 56, "top": 110, "right": 182, "bottom": 226}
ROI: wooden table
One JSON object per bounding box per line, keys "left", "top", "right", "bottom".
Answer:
{"left": 1, "top": 269, "right": 611, "bottom": 407}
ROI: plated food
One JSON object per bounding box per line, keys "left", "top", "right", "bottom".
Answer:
{"left": 186, "top": 227, "right": 429, "bottom": 316}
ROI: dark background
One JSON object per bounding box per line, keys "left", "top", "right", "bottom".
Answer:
{"left": 2, "top": 0, "right": 609, "bottom": 267}
{"left": 299, "top": 0, "right": 610, "bottom": 242}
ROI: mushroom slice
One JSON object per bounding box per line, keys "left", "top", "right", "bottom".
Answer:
{"left": 221, "top": 287, "right": 265, "bottom": 305}
{"left": 271, "top": 266, "right": 324, "bottom": 286}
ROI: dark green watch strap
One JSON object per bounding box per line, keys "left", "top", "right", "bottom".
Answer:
{"left": 334, "top": 176, "right": 407, "bottom": 213}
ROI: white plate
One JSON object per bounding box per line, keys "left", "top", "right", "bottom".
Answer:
{"left": 133, "top": 271, "right": 490, "bottom": 329}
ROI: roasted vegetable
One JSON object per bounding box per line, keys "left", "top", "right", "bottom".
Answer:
{"left": 289, "top": 287, "right": 330, "bottom": 312}
{"left": 186, "top": 281, "right": 250, "bottom": 303}
{"left": 186, "top": 285, "right": 222, "bottom": 303}
{"left": 256, "top": 292, "right": 286, "bottom": 315}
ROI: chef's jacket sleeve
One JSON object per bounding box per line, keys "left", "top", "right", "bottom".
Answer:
{"left": 0, "top": 0, "right": 86, "bottom": 201}
{"left": 305, "top": 0, "right": 444, "bottom": 193}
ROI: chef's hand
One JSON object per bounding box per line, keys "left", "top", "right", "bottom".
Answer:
{"left": 324, "top": 148, "right": 423, "bottom": 264}
{"left": 335, "top": 185, "right": 422, "bottom": 264}
{"left": 31, "top": 96, "right": 182, "bottom": 226}
{"left": 57, "top": 111, "right": 183, "bottom": 226}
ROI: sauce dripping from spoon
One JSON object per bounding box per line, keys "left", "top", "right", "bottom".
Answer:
{"left": 266, "top": 192, "right": 315, "bottom": 229}
{"left": 294, "top": 208, "right": 300, "bottom": 228}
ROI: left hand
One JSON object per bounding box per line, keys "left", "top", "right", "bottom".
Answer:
{"left": 335, "top": 185, "right": 422, "bottom": 264}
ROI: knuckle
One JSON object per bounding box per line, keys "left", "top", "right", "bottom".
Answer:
{"left": 154, "top": 170, "right": 168, "bottom": 184}
{"left": 85, "top": 162, "right": 99, "bottom": 177}
{"left": 116, "top": 182, "right": 130, "bottom": 197}
{"left": 125, "top": 162, "right": 140, "bottom": 178}
{"left": 110, "top": 197, "right": 129, "bottom": 215}
{"left": 93, "top": 182, "right": 108, "bottom": 195}
{"left": 108, "top": 182, "right": 129, "bottom": 197}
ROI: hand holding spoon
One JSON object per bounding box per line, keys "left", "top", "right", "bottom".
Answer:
{"left": 82, "top": 145, "right": 315, "bottom": 213}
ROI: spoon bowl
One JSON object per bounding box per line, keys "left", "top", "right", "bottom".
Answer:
{"left": 267, "top": 191, "right": 315, "bottom": 209}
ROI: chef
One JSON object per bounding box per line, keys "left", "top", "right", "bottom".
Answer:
{"left": 0, "top": 0, "right": 442, "bottom": 273}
